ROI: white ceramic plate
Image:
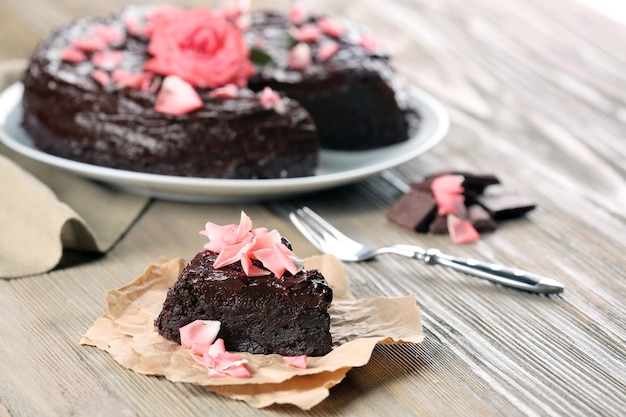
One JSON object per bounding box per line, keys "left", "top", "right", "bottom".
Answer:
{"left": 0, "top": 82, "right": 449, "bottom": 202}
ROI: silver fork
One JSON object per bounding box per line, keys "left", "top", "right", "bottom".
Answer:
{"left": 289, "top": 206, "right": 564, "bottom": 294}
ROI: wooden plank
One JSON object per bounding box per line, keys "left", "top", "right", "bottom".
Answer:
{"left": 0, "top": 0, "right": 624, "bottom": 415}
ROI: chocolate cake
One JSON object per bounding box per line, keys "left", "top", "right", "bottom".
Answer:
{"left": 20, "top": 3, "right": 419, "bottom": 179}
{"left": 245, "top": 11, "right": 420, "bottom": 150}
{"left": 155, "top": 213, "right": 333, "bottom": 356}
{"left": 21, "top": 7, "right": 319, "bottom": 179}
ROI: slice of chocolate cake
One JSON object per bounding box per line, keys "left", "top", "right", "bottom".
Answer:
{"left": 155, "top": 212, "right": 333, "bottom": 356}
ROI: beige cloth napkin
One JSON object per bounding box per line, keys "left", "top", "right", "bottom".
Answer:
{"left": 0, "top": 59, "right": 150, "bottom": 278}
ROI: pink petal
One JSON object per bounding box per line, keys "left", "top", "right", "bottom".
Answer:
{"left": 317, "top": 41, "right": 339, "bottom": 62}
{"left": 317, "top": 17, "right": 344, "bottom": 37}
{"left": 291, "top": 24, "right": 322, "bottom": 42}
{"left": 253, "top": 242, "right": 302, "bottom": 277}
{"left": 60, "top": 47, "right": 87, "bottom": 63}
{"left": 91, "top": 50, "right": 124, "bottom": 70}
{"left": 259, "top": 87, "right": 286, "bottom": 114}
{"left": 124, "top": 16, "right": 147, "bottom": 37}
{"left": 288, "top": 1, "right": 307, "bottom": 24}
{"left": 431, "top": 174, "right": 464, "bottom": 194}
{"left": 208, "top": 338, "right": 227, "bottom": 356}
{"left": 222, "top": 364, "right": 251, "bottom": 378}
{"left": 359, "top": 33, "right": 380, "bottom": 54}
{"left": 154, "top": 75, "right": 203, "bottom": 115}
{"left": 73, "top": 36, "right": 108, "bottom": 52}
{"left": 283, "top": 355, "right": 308, "bottom": 368}
{"left": 431, "top": 174, "right": 466, "bottom": 216}
{"left": 209, "top": 84, "right": 239, "bottom": 99}
{"left": 111, "top": 69, "right": 153, "bottom": 90}
{"left": 448, "top": 215, "right": 480, "bottom": 244}
{"left": 288, "top": 42, "right": 312, "bottom": 70}
{"left": 220, "top": 0, "right": 250, "bottom": 20}
{"left": 92, "top": 24, "right": 125, "bottom": 45}
{"left": 179, "top": 320, "right": 221, "bottom": 355}
{"left": 91, "top": 69, "right": 110, "bottom": 87}
{"left": 240, "top": 254, "right": 271, "bottom": 277}
{"left": 213, "top": 240, "right": 251, "bottom": 269}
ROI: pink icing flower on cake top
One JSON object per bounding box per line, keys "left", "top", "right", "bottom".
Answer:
{"left": 143, "top": 6, "right": 255, "bottom": 89}
{"left": 200, "top": 211, "right": 303, "bottom": 278}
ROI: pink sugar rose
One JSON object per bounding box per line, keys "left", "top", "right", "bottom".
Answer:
{"left": 143, "top": 6, "right": 255, "bottom": 89}
{"left": 199, "top": 211, "right": 303, "bottom": 278}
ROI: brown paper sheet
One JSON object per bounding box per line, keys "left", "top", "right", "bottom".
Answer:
{"left": 81, "top": 255, "right": 424, "bottom": 409}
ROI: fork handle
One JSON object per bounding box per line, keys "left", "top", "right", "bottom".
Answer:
{"left": 422, "top": 249, "right": 564, "bottom": 294}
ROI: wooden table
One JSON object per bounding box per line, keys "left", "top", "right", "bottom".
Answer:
{"left": 1, "top": 0, "right": 624, "bottom": 415}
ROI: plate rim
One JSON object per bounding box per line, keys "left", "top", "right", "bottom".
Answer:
{"left": 0, "top": 82, "right": 449, "bottom": 201}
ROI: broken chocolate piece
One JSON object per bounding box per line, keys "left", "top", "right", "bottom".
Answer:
{"left": 429, "top": 215, "right": 449, "bottom": 234}
{"left": 386, "top": 189, "right": 437, "bottom": 232}
{"left": 410, "top": 171, "right": 500, "bottom": 201}
{"left": 476, "top": 194, "right": 536, "bottom": 220}
{"left": 467, "top": 204, "right": 497, "bottom": 232}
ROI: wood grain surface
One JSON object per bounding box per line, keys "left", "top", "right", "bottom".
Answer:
{"left": 1, "top": 0, "right": 625, "bottom": 416}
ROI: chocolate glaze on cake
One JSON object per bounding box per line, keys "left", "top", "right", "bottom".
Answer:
{"left": 154, "top": 250, "right": 333, "bottom": 356}
{"left": 21, "top": 9, "right": 319, "bottom": 179}
{"left": 246, "top": 12, "right": 420, "bottom": 150}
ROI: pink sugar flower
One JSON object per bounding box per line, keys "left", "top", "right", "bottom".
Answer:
{"left": 200, "top": 211, "right": 255, "bottom": 253}
{"left": 154, "top": 75, "right": 204, "bottom": 115}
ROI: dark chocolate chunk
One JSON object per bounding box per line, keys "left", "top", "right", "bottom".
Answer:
{"left": 429, "top": 215, "right": 449, "bottom": 234}
{"left": 476, "top": 194, "right": 536, "bottom": 220}
{"left": 386, "top": 189, "right": 437, "bottom": 232}
{"left": 467, "top": 204, "right": 497, "bottom": 232}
